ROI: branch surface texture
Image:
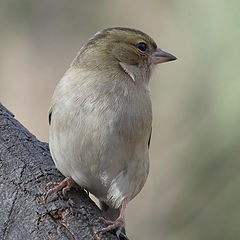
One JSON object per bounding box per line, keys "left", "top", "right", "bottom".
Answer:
{"left": 0, "top": 103, "right": 118, "bottom": 240}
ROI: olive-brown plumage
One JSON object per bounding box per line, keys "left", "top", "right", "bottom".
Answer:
{"left": 47, "top": 27, "right": 176, "bottom": 238}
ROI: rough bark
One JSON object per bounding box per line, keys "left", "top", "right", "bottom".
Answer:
{"left": 0, "top": 103, "right": 119, "bottom": 240}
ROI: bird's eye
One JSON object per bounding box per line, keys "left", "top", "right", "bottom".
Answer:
{"left": 137, "top": 42, "right": 147, "bottom": 52}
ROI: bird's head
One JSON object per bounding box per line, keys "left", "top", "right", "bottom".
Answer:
{"left": 72, "top": 27, "right": 176, "bottom": 82}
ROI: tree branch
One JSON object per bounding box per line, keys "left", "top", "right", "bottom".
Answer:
{"left": 0, "top": 103, "right": 119, "bottom": 240}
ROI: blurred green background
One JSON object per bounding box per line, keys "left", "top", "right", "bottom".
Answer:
{"left": 1, "top": 1, "right": 240, "bottom": 239}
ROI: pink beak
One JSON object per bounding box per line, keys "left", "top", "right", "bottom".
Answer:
{"left": 151, "top": 48, "right": 177, "bottom": 64}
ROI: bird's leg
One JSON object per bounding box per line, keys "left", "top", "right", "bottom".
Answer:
{"left": 45, "top": 177, "right": 81, "bottom": 202}
{"left": 97, "top": 198, "right": 128, "bottom": 238}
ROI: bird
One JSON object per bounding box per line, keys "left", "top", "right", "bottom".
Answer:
{"left": 46, "top": 27, "right": 176, "bottom": 238}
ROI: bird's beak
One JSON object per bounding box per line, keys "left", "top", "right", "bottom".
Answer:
{"left": 150, "top": 48, "right": 177, "bottom": 64}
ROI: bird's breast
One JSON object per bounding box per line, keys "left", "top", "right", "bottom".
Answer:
{"left": 49, "top": 70, "right": 152, "bottom": 208}
{"left": 81, "top": 80, "right": 152, "bottom": 207}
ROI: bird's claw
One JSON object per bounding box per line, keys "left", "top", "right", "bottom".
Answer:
{"left": 95, "top": 216, "right": 129, "bottom": 239}
{"left": 45, "top": 177, "right": 80, "bottom": 203}
{"left": 98, "top": 217, "right": 114, "bottom": 225}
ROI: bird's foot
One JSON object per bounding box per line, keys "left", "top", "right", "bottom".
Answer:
{"left": 45, "top": 177, "right": 81, "bottom": 202}
{"left": 95, "top": 198, "right": 129, "bottom": 239}
{"left": 95, "top": 215, "right": 129, "bottom": 239}
{"left": 99, "top": 215, "right": 124, "bottom": 232}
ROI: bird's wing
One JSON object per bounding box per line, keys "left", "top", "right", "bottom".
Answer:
{"left": 148, "top": 127, "right": 152, "bottom": 148}
{"left": 48, "top": 108, "right": 52, "bottom": 125}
